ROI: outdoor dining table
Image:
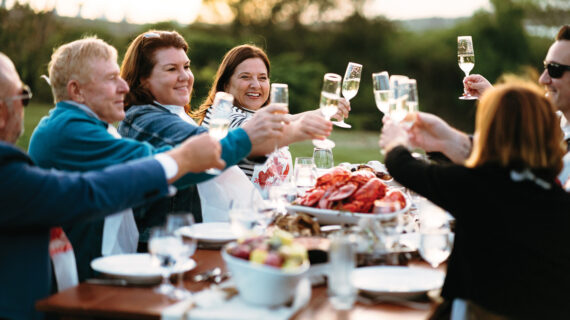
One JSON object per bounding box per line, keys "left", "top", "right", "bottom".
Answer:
{"left": 36, "top": 248, "right": 441, "bottom": 320}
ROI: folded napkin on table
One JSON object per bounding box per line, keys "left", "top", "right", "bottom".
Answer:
{"left": 161, "top": 278, "right": 311, "bottom": 320}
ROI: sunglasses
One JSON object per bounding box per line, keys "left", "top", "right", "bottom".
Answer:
{"left": 544, "top": 61, "right": 570, "bottom": 79}
{"left": 4, "top": 84, "right": 32, "bottom": 107}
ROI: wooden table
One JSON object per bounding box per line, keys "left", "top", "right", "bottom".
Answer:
{"left": 36, "top": 249, "right": 440, "bottom": 320}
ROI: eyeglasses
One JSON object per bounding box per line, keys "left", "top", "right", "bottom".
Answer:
{"left": 4, "top": 84, "right": 32, "bottom": 107}
{"left": 544, "top": 61, "right": 570, "bottom": 79}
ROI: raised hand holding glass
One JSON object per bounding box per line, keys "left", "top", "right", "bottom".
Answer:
{"left": 458, "top": 35, "right": 477, "bottom": 100}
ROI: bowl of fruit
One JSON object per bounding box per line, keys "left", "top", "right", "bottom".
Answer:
{"left": 222, "top": 230, "right": 310, "bottom": 307}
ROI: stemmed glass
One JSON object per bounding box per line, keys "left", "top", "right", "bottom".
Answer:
{"left": 372, "top": 71, "right": 390, "bottom": 114}
{"left": 417, "top": 198, "right": 453, "bottom": 268}
{"left": 167, "top": 213, "right": 197, "bottom": 300}
{"left": 313, "top": 73, "right": 342, "bottom": 149}
{"left": 458, "top": 35, "right": 477, "bottom": 100}
{"left": 388, "top": 75, "right": 410, "bottom": 124}
{"left": 148, "top": 226, "right": 181, "bottom": 295}
{"left": 266, "top": 83, "right": 289, "bottom": 184}
{"left": 400, "top": 79, "right": 419, "bottom": 129}
{"left": 206, "top": 92, "right": 233, "bottom": 174}
{"left": 333, "top": 62, "right": 362, "bottom": 129}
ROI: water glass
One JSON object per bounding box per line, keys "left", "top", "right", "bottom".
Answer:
{"left": 229, "top": 201, "right": 259, "bottom": 238}
{"left": 328, "top": 231, "right": 357, "bottom": 310}
{"left": 313, "top": 147, "right": 333, "bottom": 170}
{"left": 294, "top": 157, "right": 317, "bottom": 194}
{"left": 166, "top": 213, "right": 197, "bottom": 300}
{"left": 148, "top": 226, "right": 181, "bottom": 295}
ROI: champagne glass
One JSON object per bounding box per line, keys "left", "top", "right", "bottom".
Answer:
{"left": 372, "top": 71, "right": 390, "bottom": 114}
{"left": 148, "top": 226, "right": 181, "bottom": 295}
{"left": 458, "top": 35, "right": 477, "bottom": 100}
{"left": 388, "top": 75, "right": 410, "bottom": 124}
{"left": 167, "top": 213, "right": 197, "bottom": 300}
{"left": 400, "top": 79, "right": 419, "bottom": 129}
{"left": 313, "top": 73, "right": 342, "bottom": 149}
{"left": 333, "top": 62, "right": 362, "bottom": 129}
{"left": 206, "top": 92, "right": 233, "bottom": 174}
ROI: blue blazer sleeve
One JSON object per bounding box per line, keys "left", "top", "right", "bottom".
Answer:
{"left": 0, "top": 144, "right": 169, "bottom": 228}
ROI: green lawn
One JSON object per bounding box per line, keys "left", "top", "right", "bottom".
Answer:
{"left": 17, "top": 102, "right": 384, "bottom": 164}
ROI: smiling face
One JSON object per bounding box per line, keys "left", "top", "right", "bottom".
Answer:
{"left": 224, "top": 58, "right": 269, "bottom": 110}
{"left": 143, "top": 47, "right": 193, "bottom": 107}
{"left": 538, "top": 40, "right": 570, "bottom": 117}
{"left": 79, "top": 57, "right": 129, "bottom": 123}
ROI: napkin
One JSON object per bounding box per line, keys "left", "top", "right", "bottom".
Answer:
{"left": 161, "top": 278, "right": 311, "bottom": 320}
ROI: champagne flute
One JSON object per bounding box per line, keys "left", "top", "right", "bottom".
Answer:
{"left": 458, "top": 35, "right": 477, "bottom": 100}
{"left": 400, "top": 79, "right": 419, "bottom": 129}
{"left": 206, "top": 92, "right": 233, "bottom": 175}
{"left": 388, "top": 75, "right": 410, "bottom": 124}
{"left": 333, "top": 62, "right": 362, "bottom": 129}
{"left": 167, "top": 213, "right": 197, "bottom": 300}
{"left": 372, "top": 71, "right": 390, "bottom": 114}
{"left": 313, "top": 73, "right": 342, "bottom": 149}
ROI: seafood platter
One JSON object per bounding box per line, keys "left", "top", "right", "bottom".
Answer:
{"left": 287, "top": 165, "right": 409, "bottom": 225}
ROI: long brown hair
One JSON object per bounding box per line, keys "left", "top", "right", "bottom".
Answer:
{"left": 465, "top": 82, "right": 565, "bottom": 181}
{"left": 191, "top": 44, "right": 270, "bottom": 124}
{"left": 121, "top": 30, "right": 188, "bottom": 110}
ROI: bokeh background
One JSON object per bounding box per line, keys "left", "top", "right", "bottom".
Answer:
{"left": 2, "top": 0, "right": 568, "bottom": 163}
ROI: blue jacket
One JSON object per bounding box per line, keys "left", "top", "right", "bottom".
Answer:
{"left": 28, "top": 101, "right": 251, "bottom": 280}
{"left": 0, "top": 142, "right": 169, "bottom": 320}
{"left": 118, "top": 103, "right": 252, "bottom": 239}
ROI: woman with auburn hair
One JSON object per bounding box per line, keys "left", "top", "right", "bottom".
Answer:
{"left": 379, "top": 82, "right": 570, "bottom": 318}
{"left": 192, "top": 44, "right": 346, "bottom": 186}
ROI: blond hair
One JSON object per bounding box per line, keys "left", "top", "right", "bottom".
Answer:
{"left": 48, "top": 37, "right": 117, "bottom": 103}
{"left": 465, "top": 82, "right": 565, "bottom": 180}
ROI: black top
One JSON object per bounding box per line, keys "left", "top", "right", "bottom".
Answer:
{"left": 386, "top": 146, "right": 570, "bottom": 318}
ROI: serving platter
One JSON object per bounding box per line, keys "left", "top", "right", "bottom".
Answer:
{"left": 351, "top": 266, "right": 444, "bottom": 298}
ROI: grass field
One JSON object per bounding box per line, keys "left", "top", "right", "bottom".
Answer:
{"left": 17, "top": 102, "right": 384, "bottom": 164}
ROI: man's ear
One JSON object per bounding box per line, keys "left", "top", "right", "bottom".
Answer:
{"left": 0, "top": 101, "right": 8, "bottom": 129}
{"left": 67, "top": 80, "right": 84, "bottom": 103}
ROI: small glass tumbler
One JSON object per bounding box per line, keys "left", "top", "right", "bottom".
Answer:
{"left": 328, "top": 231, "right": 357, "bottom": 310}
{"left": 313, "top": 148, "right": 334, "bottom": 170}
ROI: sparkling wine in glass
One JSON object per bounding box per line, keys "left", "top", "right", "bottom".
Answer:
{"left": 333, "top": 62, "right": 362, "bottom": 129}
{"left": 206, "top": 92, "right": 233, "bottom": 174}
{"left": 388, "top": 75, "right": 410, "bottom": 124}
{"left": 400, "top": 79, "right": 419, "bottom": 129}
{"left": 372, "top": 71, "right": 390, "bottom": 114}
{"left": 313, "top": 73, "right": 342, "bottom": 149}
{"left": 458, "top": 35, "right": 477, "bottom": 100}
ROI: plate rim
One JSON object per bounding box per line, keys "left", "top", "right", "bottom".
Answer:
{"left": 90, "top": 253, "right": 196, "bottom": 278}
{"left": 351, "top": 265, "right": 444, "bottom": 294}
{"left": 179, "top": 222, "right": 237, "bottom": 243}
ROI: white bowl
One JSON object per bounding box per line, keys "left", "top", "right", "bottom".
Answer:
{"left": 221, "top": 244, "right": 309, "bottom": 307}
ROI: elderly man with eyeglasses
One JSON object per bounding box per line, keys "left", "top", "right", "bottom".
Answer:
{"left": 400, "top": 25, "right": 570, "bottom": 167}
{"left": 0, "top": 51, "right": 226, "bottom": 320}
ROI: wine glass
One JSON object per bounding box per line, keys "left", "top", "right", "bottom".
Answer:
{"left": 206, "top": 92, "right": 233, "bottom": 174}
{"left": 388, "top": 75, "right": 410, "bottom": 124}
{"left": 458, "top": 35, "right": 477, "bottom": 100}
{"left": 148, "top": 226, "right": 181, "bottom": 295}
{"left": 333, "top": 62, "right": 362, "bottom": 129}
{"left": 313, "top": 147, "right": 334, "bottom": 170}
{"left": 400, "top": 79, "right": 419, "bottom": 129}
{"left": 167, "top": 213, "right": 197, "bottom": 300}
{"left": 372, "top": 71, "right": 390, "bottom": 114}
{"left": 417, "top": 198, "right": 453, "bottom": 268}
{"left": 313, "top": 73, "right": 342, "bottom": 149}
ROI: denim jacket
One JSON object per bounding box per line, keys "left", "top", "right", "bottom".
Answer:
{"left": 118, "top": 103, "right": 252, "bottom": 239}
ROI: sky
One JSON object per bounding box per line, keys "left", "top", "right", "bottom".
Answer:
{"left": 7, "top": 0, "right": 492, "bottom": 25}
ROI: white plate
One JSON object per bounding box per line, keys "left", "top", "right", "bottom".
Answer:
{"left": 286, "top": 193, "right": 410, "bottom": 225}
{"left": 90, "top": 253, "right": 196, "bottom": 285}
{"left": 351, "top": 266, "right": 444, "bottom": 298}
{"left": 178, "top": 222, "right": 236, "bottom": 243}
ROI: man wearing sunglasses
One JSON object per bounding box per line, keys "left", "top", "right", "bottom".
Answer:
{"left": 0, "top": 52, "right": 226, "bottom": 320}
{"left": 402, "top": 25, "right": 570, "bottom": 166}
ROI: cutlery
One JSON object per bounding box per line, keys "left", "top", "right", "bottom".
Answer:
{"left": 193, "top": 267, "right": 222, "bottom": 282}
{"left": 86, "top": 278, "right": 128, "bottom": 286}
{"left": 356, "top": 294, "right": 431, "bottom": 310}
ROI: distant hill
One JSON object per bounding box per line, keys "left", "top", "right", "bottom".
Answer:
{"left": 396, "top": 17, "right": 468, "bottom": 32}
